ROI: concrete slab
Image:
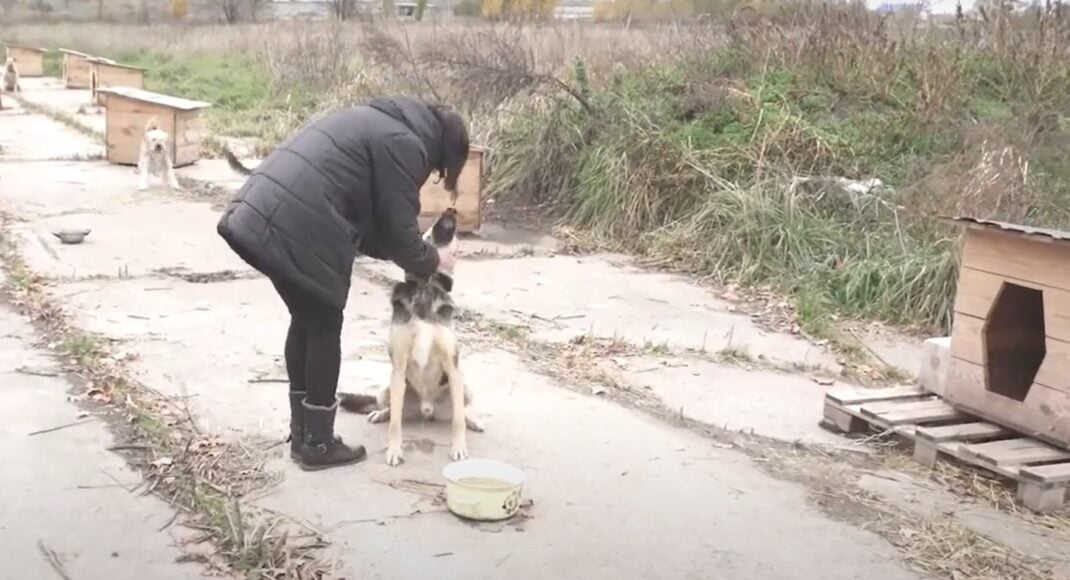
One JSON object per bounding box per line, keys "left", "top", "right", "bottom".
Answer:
{"left": 0, "top": 113, "right": 103, "bottom": 161}
{"left": 918, "top": 336, "right": 950, "bottom": 396}
{"left": 0, "top": 160, "right": 146, "bottom": 218}
{"left": 0, "top": 95, "right": 27, "bottom": 115}
{"left": 0, "top": 302, "right": 206, "bottom": 579}
{"left": 178, "top": 159, "right": 249, "bottom": 194}
{"left": 853, "top": 326, "right": 924, "bottom": 378}
{"left": 366, "top": 255, "right": 838, "bottom": 370}
{"left": 75, "top": 113, "right": 106, "bottom": 135}
{"left": 459, "top": 221, "right": 560, "bottom": 258}
{"left": 619, "top": 357, "right": 852, "bottom": 445}
{"left": 11, "top": 200, "right": 250, "bottom": 280}
{"left": 51, "top": 275, "right": 393, "bottom": 436}
{"left": 48, "top": 274, "right": 918, "bottom": 578}
{"left": 259, "top": 349, "right": 917, "bottom": 580}
{"left": 18, "top": 77, "right": 95, "bottom": 117}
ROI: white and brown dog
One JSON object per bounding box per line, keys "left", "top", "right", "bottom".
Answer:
{"left": 138, "top": 118, "right": 180, "bottom": 191}
{"left": 1, "top": 57, "right": 20, "bottom": 109}
{"left": 1, "top": 57, "right": 20, "bottom": 95}
{"left": 339, "top": 209, "right": 483, "bottom": 466}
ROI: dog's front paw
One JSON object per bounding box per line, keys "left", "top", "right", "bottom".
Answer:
{"left": 367, "top": 409, "right": 388, "bottom": 424}
{"left": 385, "top": 446, "right": 404, "bottom": 466}
{"left": 449, "top": 444, "right": 469, "bottom": 461}
{"left": 137, "top": 184, "right": 148, "bottom": 192}
{"left": 465, "top": 415, "right": 485, "bottom": 433}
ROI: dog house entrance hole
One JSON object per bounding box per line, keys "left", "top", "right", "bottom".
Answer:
{"left": 984, "top": 282, "right": 1045, "bottom": 402}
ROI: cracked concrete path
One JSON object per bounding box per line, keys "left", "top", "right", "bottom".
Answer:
{"left": 0, "top": 278, "right": 206, "bottom": 579}
{"left": 0, "top": 78, "right": 945, "bottom": 579}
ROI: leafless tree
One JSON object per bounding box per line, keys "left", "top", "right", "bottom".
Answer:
{"left": 426, "top": 27, "right": 593, "bottom": 112}
{"left": 216, "top": 0, "right": 242, "bottom": 23}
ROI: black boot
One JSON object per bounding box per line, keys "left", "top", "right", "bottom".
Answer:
{"left": 287, "top": 391, "right": 305, "bottom": 459}
{"left": 299, "top": 398, "right": 367, "bottom": 471}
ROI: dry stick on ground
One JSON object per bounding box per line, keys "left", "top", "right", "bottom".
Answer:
{"left": 27, "top": 417, "right": 100, "bottom": 437}
{"left": 37, "top": 540, "right": 71, "bottom": 580}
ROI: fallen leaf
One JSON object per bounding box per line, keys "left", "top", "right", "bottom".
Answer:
{"left": 812, "top": 377, "right": 835, "bottom": 386}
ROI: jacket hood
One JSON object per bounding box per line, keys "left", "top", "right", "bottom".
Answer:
{"left": 366, "top": 96, "right": 443, "bottom": 173}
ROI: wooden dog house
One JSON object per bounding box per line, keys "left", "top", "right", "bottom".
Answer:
{"left": 60, "top": 49, "right": 105, "bottom": 89}
{"left": 3, "top": 43, "right": 47, "bottom": 77}
{"left": 97, "top": 87, "right": 211, "bottom": 167}
{"left": 89, "top": 58, "right": 146, "bottom": 106}
{"left": 417, "top": 145, "right": 485, "bottom": 234}
{"left": 946, "top": 217, "right": 1070, "bottom": 449}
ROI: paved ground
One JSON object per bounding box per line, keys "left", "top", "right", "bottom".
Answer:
{"left": 0, "top": 278, "right": 205, "bottom": 579}
{"left": 2, "top": 77, "right": 1067, "bottom": 579}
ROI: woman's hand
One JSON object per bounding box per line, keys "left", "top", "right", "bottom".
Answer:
{"left": 437, "top": 246, "right": 456, "bottom": 275}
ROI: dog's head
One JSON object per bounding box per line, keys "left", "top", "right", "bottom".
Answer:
{"left": 143, "top": 118, "right": 168, "bottom": 156}
{"left": 4, "top": 57, "right": 16, "bottom": 73}
{"left": 391, "top": 276, "right": 454, "bottom": 326}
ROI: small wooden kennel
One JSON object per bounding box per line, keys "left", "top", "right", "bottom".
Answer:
{"left": 417, "top": 145, "right": 486, "bottom": 234}
{"left": 89, "top": 58, "right": 146, "bottom": 106}
{"left": 60, "top": 49, "right": 102, "bottom": 89}
{"left": 97, "top": 87, "right": 211, "bottom": 167}
{"left": 946, "top": 217, "right": 1070, "bottom": 449}
{"left": 3, "top": 43, "right": 47, "bottom": 77}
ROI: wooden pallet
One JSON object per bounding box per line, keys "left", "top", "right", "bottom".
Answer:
{"left": 822, "top": 385, "right": 1070, "bottom": 513}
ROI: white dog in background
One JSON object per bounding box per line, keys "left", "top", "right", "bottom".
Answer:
{"left": 138, "top": 118, "right": 180, "bottom": 191}
{"left": 1, "top": 57, "right": 20, "bottom": 109}
{"left": 1, "top": 57, "right": 21, "bottom": 96}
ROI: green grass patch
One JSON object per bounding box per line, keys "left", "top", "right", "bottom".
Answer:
{"left": 487, "top": 40, "right": 1070, "bottom": 333}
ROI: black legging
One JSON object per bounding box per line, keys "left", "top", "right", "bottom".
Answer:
{"left": 270, "top": 277, "right": 344, "bottom": 407}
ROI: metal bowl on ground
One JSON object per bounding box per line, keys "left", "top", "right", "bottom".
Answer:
{"left": 52, "top": 228, "right": 91, "bottom": 244}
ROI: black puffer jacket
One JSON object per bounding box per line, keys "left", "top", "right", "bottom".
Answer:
{"left": 217, "top": 97, "right": 442, "bottom": 310}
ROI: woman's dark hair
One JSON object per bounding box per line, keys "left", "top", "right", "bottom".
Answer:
{"left": 429, "top": 104, "right": 470, "bottom": 194}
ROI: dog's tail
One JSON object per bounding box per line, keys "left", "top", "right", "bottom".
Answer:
{"left": 411, "top": 319, "right": 434, "bottom": 369}
{"left": 145, "top": 116, "right": 159, "bottom": 131}
{"left": 222, "top": 147, "right": 254, "bottom": 176}
{"left": 338, "top": 392, "right": 378, "bottom": 414}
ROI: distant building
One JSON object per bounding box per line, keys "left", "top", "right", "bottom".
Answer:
{"left": 553, "top": 4, "right": 594, "bottom": 20}
{"left": 269, "top": 0, "right": 331, "bottom": 19}
{"left": 269, "top": 0, "right": 441, "bottom": 20}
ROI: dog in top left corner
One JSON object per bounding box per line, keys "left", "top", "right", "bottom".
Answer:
{"left": 2, "top": 57, "right": 20, "bottom": 94}
{"left": 138, "top": 117, "right": 180, "bottom": 191}
{"left": 1, "top": 57, "right": 20, "bottom": 109}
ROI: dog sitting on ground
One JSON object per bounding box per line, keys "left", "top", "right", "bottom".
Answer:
{"left": 2, "top": 57, "right": 21, "bottom": 95}
{"left": 339, "top": 208, "right": 484, "bottom": 466}
{"left": 138, "top": 118, "right": 180, "bottom": 191}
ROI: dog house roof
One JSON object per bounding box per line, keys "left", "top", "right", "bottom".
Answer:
{"left": 3, "top": 42, "right": 47, "bottom": 52}
{"left": 944, "top": 216, "right": 1070, "bottom": 243}
{"left": 88, "top": 58, "right": 146, "bottom": 71}
{"left": 96, "top": 87, "right": 212, "bottom": 111}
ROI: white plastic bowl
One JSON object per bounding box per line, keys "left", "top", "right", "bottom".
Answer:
{"left": 442, "top": 458, "right": 527, "bottom": 521}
